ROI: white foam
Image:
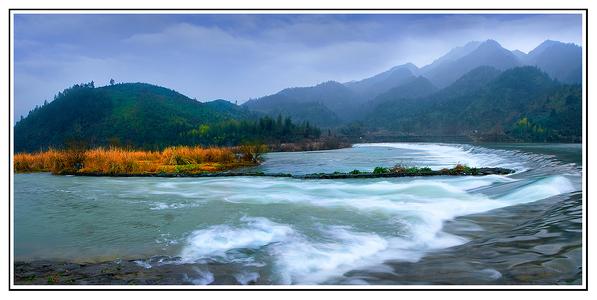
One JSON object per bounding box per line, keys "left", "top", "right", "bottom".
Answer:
{"left": 271, "top": 226, "right": 389, "bottom": 284}
{"left": 155, "top": 233, "right": 179, "bottom": 247}
{"left": 180, "top": 217, "right": 294, "bottom": 263}
{"left": 221, "top": 179, "right": 507, "bottom": 220}
{"left": 353, "top": 142, "right": 526, "bottom": 171}
{"left": 480, "top": 268, "right": 502, "bottom": 280}
{"left": 149, "top": 202, "right": 201, "bottom": 210}
{"left": 133, "top": 260, "right": 152, "bottom": 269}
{"left": 179, "top": 218, "right": 392, "bottom": 284}
{"left": 498, "top": 176, "right": 576, "bottom": 204}
{"left": 183, "top": 269, "right": 214, "bottom": 285}
{"left": 435, "top": 175, "right": 516, "bottom": 190}
{"left": 234, "top": 271, "right": 260, "bottom": 285}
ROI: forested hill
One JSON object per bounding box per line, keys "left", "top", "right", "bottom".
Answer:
{"left": 365, "top": 66, "right": 582, "bottom": 142}
{"left": 14, "top": 83, "right": 321, "bottom": 152}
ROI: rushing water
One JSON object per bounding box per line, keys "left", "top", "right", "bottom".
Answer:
{"left": 13, "top": 143, "right": 583, "bottom": 285}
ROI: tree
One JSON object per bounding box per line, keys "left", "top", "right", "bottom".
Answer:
{"left": 238, "top": 143, "right": 269, "bottom": 163}
{"left": 198, "top": 124, "right": 210, "bottom": 136}
{"left": 110, "top": 79, "right": 115, "bottom": 86}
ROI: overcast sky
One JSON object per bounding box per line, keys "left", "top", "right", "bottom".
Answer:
{"left": 14, "top": 13, "right": 582, "bottom": 119}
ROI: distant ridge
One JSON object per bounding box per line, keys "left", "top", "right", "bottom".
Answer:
{"left": 419, "top": 39, "right": 521, "bottom": 88}
{"left": 241, "top": 39, "right": 581, "bottom": 128}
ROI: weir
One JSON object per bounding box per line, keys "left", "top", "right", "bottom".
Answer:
{"left": 60, "top": 167, "right": 515, "bottom": 178}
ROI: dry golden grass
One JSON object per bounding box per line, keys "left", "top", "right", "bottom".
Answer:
{"left": 161, "top": 146, "right": 235, "bottom": 165}
{"left": 14, "top": 146, "right": 252, "bottom": 175}
{"left": 14, "top": 149, "right": 73, "bottom": 174}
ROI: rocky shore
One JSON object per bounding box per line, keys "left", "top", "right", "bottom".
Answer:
{"left": 14, "top": 258, "right": 248, "bottom": 285}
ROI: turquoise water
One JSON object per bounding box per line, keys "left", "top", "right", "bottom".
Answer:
{"left": 13, "top": 143, "right": 582, "bottom": 284}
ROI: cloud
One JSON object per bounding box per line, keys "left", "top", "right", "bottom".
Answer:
{"left": 13, "top": 13, "right": 582, "bottom": 120}
{"left": 125, "top": 22, "right": 256, "bottom": 49}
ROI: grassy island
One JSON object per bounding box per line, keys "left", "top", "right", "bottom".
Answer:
{"left": 14, "top": 144, "right": 267, "bottom": 175}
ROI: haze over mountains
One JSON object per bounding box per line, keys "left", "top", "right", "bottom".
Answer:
{"left": 243, "top": 39, "right": 582, "bottom": 126}
{"left": 15, "top": 39, "right": 582, "bottom": 151}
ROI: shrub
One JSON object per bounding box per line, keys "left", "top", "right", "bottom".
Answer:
{"left": 405, "top": 167, "right": 420, "bottom": 174}
{"left": 420, "top": 167, "right": 432, "bottom": 173}
{"left": 237, "top": 143, "right": 268, "bottom": 163}
{"left": 349, "top": 169, "right": 361, "bottom": 174}
{"left": 373, "top": 167, "right": 389, "bottom": 174}
{"left": 451, "top": 164, "right": 472, "bottom": 174}
{"left": 390, "top": 164, "right": 407, "bottom": 173}
{"left": 47, "top": 274, "right": 60, "bottom": 284}
{"left": 389, "top": 164, "right": 423, "bottom": 174}
{"left": 453, "top": 164, "right": 466, "bottom": 173}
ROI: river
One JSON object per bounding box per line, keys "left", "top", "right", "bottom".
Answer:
{"left": 13, "top": 142, "right": 583, "bottom": 285}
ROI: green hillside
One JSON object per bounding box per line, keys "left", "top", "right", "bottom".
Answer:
{"left": 15, "top": 82, "right": 320, "bottom": 152}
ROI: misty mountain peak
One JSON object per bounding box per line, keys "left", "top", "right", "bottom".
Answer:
{"left": 529, "top": 39, "right": 580, "bottom": 57}
{"left": 390, "top": 63, "right": 419, "bottom": 75}
{"left": 316, "top": 80, "right": 344, "bottom": 88}
{"left": 477, "top": 39, "right": 505, "bottom": 50}
{"left": 419, "top": 39, "right": 518, "bottom": 88}
{"left": 537, "top": 39, "right": 560, "bottom": 48}
{"left": 343, "top": 64, "right": 416, "bottom": 98}
{"left": 529, "top": 40, "right": 560, "bottom": 56}
{"left": 423, "top": 41, "right": 481, "bottom": 67}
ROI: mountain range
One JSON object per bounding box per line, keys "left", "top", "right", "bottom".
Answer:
{"left": 15, "top": 39, "right": 582, "bottom": 151}
{"left": 243, "top": 39, "right": 582, "bottom": 127}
